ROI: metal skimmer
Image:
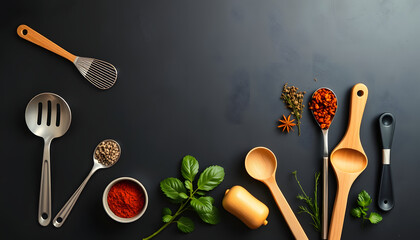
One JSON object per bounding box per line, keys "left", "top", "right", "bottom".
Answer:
{"left": 17, "top": 24, "right": 117, "bottom": 90}
{"left": 74, "top": 57, "right": 117, "bottom": 89}
{"left": 25, "top": 93, "right": 72, "bottom": 226}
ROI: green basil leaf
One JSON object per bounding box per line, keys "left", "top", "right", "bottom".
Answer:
{"left": 181, "top": 155, "right": 199, "bottom": 182}
{"left": 185, "top": 180, "right": 193, "bottom": 191}
{"left": 160, "top": 178, "right": 187, "bottom": 202}
{"left": 162, "top": 207, "right": 172, "bottom": 216}
{"left": 197, "top": 166, "right": 225, "bottom": 191}
{"left": 357, "top": 190, "right": 372, "bottom": 207}
{"left": 198, "top": 206, "right": 220, "bottom": 225}
{"left": 190, "top": 197, "right": 213, "bottom": 213}
{"left": 162, "top": 215, "right": 172, "bottom": 223}
{"left": 179, "top": 192, "right": 188, "bottom": 199}
{"left": 368, "top": 212, "right": 383, "bottom": 224}
{"left": 196, "top": 190, "right": 206, "bottom": 196}
{"left": 351, "top": 208, "right": 361, "bottom": 218}
{"left": 177, "top": 217, "right": 194, "bottom": 233}
{"left": 361, "top": 207, "right": 368, "bottom": 217}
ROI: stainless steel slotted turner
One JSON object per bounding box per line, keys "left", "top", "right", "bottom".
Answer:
{"left": 25, "top": 93, "right": 72, "bottom": 226}
{"left": 17, "top": 24, "right": 117, "bottom": 90}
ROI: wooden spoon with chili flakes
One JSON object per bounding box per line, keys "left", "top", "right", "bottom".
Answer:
{"left": 309, "top": 87, "right": 337, "bottom": 240}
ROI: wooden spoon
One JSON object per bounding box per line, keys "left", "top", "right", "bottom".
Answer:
{"left": 245, "top": 147, "right": 308, "bottom": 240}
{"left": 328, "top": 83, "right": 368, "bottom": 240}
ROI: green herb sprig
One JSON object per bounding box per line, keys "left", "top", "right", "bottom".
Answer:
{"left": 143, "top": 155, "right": 225, "bottom": 240}
{"left": 292, "top": 171, "right": 321, "bottom": 232}
{"left": 350, "top": 190, "right": 383, "bottom": 224}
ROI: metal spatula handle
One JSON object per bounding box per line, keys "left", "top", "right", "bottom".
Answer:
{"left": 53, "top": 163, "right": 101, "bottom": 228}
{"left": 321, "top": 129, "right": 329, "bottom": 240}
{"left": 39, "top": 138, "right": 52, "bottom": 226}
{"left": 17, "top": 24, "right": 76, "bottom": 62}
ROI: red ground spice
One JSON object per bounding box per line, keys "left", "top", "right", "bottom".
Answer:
{"left": 107, "top": 180, "right": 145, "bottom": 218}
{"left": 309, "top": 88, "right": 337, "bottom": 129}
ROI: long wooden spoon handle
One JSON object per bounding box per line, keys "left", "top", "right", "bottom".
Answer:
{"left": 328, "top": 181, "right": 352, "bottom": 240}
{"left": 267, "top": 178, "right": 308, "bottom": 240}
{"left": 17, "top": 24, "right": 76, "bottom": 62}
{"left": 346, "top": 83, "right": 368, "bottom": 140}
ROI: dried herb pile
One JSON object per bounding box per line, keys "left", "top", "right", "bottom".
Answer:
{"left": 280, "top": 83, "right": 306, "bottom": 135}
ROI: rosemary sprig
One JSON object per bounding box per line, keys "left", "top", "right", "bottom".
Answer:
{"left": 292, "top": 171, "right": 321, "bottom": 232}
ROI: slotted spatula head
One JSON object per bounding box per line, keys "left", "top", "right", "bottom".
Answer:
{"left": 25, "top": 93, "right": 71, "bottom": 139}
{"left": 74, "top": 57, "right": 117, "bottom": 90}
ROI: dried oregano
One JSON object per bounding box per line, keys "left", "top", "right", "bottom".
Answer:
{"left": 280, "top": 83, "right": 306, "bottom": 136}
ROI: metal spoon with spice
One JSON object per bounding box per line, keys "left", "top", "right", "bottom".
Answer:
{"left": 309, "top": 88, "right": 337, "bottom": 240}
{"left": 52, "top": 139, "right": 121, "bottom": 228}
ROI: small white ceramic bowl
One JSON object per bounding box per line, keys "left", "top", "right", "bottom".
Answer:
{"left": 103, "top": 177, "right": 148, "bottom": 223}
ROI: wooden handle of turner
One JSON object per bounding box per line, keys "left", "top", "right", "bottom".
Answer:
{"left": 328, "top": 178, "right": 353, "bottom": 240}
{"left": 17, "top": 24, "right": 76, "bottom": 62}
{"left": 266, "top": 177, "right": 308, "bottom": 240}
{"left": 345, "top": 83, "right": 369, "bottom": 145}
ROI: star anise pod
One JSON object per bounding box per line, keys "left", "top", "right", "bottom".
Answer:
{"left": 278, "top": 114, "right": 296, "bottom": 133}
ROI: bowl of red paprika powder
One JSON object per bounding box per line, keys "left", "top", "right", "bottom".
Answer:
{"left": 103, "top": 177, "right": 148, "bottom": 223}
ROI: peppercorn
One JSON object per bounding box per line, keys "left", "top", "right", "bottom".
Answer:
{"left": 95, "top": 140, "right": 121, "bottom": 166}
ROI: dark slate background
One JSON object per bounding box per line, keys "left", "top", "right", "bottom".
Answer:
{"left": 1, "top": 0, "right": 419, "bottom": 239}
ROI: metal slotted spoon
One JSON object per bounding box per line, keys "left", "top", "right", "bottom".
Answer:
{"left": 17, "top": 24, "right": 117, "bottom": 90}
{"left": 25, "top": 93, "right": 72, "bottom": 226}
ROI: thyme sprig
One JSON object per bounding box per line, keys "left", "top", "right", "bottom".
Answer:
{"left": 292, "top": 171, "right": 321, "bottom": 232}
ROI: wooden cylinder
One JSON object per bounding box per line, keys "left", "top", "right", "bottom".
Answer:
{"left": 222, "top": 185, "right": 269, "bottom": 229}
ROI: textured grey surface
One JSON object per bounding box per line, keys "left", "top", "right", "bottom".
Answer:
{"left": 1, "top": 0, "right": 419, "bottom": 239}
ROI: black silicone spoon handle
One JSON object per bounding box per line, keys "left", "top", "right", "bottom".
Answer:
{"left": 378, "top": 113, "right": 395, "bottom": 211}
{"left": 378, "top": 163, "right": 394, "bottom": 211}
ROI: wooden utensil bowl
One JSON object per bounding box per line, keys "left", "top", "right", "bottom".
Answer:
{"left": 245, "top": 148, "right": 277, "bottom": 180}
{"left": 245, "top": 147, "right": 308, "bottom": 240}
{"left": 330, "top": 149, "right": 367, "bottom": 173}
